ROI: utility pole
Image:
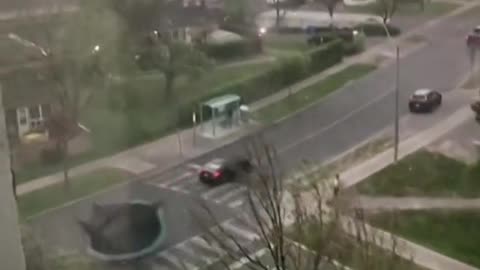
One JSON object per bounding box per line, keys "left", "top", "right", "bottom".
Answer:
{"left": 394, "top": 46, "right": 400, "bottom": 162}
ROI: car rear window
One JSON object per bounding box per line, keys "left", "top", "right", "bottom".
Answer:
{"left": 412, "top": 94, "right": 427, "bottom": 101}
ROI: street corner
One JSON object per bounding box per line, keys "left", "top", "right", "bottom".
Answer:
{"left": 426, "top": 116, "right": 480, "bottom": 164}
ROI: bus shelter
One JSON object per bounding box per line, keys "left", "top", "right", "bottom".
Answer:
{"left": 199, "top": 94, "right": 241, "bottom": 137}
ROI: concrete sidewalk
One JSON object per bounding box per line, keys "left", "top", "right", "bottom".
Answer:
{"left": 16, "top": 0, "right": 477, "bottom": 196}
{"left": 354, "top": 196, "right": 480, "bottom": 210}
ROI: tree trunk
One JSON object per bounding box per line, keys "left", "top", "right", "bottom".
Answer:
{"left": 275, "top": 0, "right": 281, "bottom": 28}
{"left": 60, "top": 140, "right": 70, "bottom": 193}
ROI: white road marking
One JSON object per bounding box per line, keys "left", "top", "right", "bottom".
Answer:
{"left": 158, "top": 250, "right": 198, "bottom": 270}
{"left": 229, "top": 248, "right": 269, "bottom": 270}
{"left": 190, "top": 236, "right": 224, "bottom": 255}
{"left": 178, "top": 242, "right": 216, "bottom": 265}
{"left": 228, "top": 199, "right": 245, "bottom": 209}
{"left": 222, "top": 220, "right": 259, "bottom": 241}
{"left": 278, "top": 85, "right": 394, "bottom": 154}
{"left": 201, "top": 183, "right": 237, "bottom": 200}
{"left": 157, "top": 172, "right": 193, "bottom": 188}
{"left": 215, "top": 186, "right": 247, "bottom": 203}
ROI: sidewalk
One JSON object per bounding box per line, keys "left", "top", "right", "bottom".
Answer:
{"left": 15, "top": 0, "right": 477, "bottom": 196}
{"left": 353, "top": 196, "right": 480, "bottom": 210}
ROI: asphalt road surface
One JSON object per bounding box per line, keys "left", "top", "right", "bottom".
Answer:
{"left": 28, "top": 6, "right": 480, "bottom": 270}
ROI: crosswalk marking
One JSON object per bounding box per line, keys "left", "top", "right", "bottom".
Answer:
{"left": 223, "top": 220, "right": 259, "bottom": 242}
{"left": 157, "top": 172, "right": 193, "bottom": 188}
{"left": 228, "top": 199, "right": 245, "bottom": 209}
{"left": 216, "top": 186, "right": 247, "bottom": 203}
{"left": 178, "top": 242, "right": 217, "bottom": 265}
{"left": 158, "top": 250, "right": 198, "bottom": 270}
{"left": 190, "top": 236, "right": 224, "bottom": 255}
{"left": 202, "top": 183, "right": 237, "bottom": 199}
{"left": 229, "top": 248, "right": 269, "bottom": 270}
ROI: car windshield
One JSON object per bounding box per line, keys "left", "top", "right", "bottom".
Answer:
{"left": 412, "top": 94, "right": 428, "bottom": 101}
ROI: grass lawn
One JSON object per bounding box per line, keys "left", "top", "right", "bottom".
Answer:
{"left": 255, "top": 63, "right": 376, "bottom": 123}
{"left": 264, "top": 33, "right": 310, "bottom": 54}
{"left": 346, "top": 1, "right": 458, "bottom": 16}
{"left": 18, "top": 168, "right": 130, "bottom": 219}
{"left": 291, "top": 223, "right": 424, "bottom": 270}
{"left": 369, "top": 210, "right": 480, "bottom": 268}
{"left": 356, "top": 150, "right": 480, "bottom": 197}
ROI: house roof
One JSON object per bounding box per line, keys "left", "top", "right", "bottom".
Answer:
{"left": 203, "top": 94, "right": 240, "bottom": 108}
{"left": 0, "top": 67, "right": 55, "bottom": 110}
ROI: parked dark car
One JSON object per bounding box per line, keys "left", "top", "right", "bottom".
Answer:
{"left": 408, "top": 89, "right": 442, "bottom": 113}
{"left": 199, "top": 157, "right": 253, "bottom": 185}
{"left": 466, "top": 25, "right": 480, "bottom": 49}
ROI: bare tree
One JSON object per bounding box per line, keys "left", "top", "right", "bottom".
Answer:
{"left": 196, "top": 139, "right": 414, "bottom": 270}
{"left": 11, "top": 0, "right": 122, "bottom": 190}
{"left": 316, "top": 0, "right": 343, "bottom": 25}
{"left": 375, "top": 0, "right": 398, "bottom": 25}
{"left": 144, "top": 33, "right": 211, "bottom": 99}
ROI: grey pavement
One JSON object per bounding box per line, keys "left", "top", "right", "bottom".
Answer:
{"left": 353, "top": 196, "right": 480, "bottom": 210}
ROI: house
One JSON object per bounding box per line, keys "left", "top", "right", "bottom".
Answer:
{"left": 1, "top": 67, "right": 90, "bottom": 165}
{"left": 148, "top": 0, "right": 225, "bottom": 44}
{"left": 1, "top": 68, "right": 53, "bottom": 143}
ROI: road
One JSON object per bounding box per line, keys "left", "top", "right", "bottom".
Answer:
{"left": 27, "top": 5, "right": 480, "bottom": 270}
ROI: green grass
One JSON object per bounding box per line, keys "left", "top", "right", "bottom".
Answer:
{"left": 369, "top": 210, "right": 480, "bottom": 268}
{"left": 255, "top": 64, "right": 376, "bottom": 123}
{"left": 18, "top": 168, "right": 130, "bottom": 219}
{"left": 346, "top": 1, "right": 458, "bottom": 16}
{"left": 356, "top": 150, "right": 480, "bottom": 197}
{"left": 291, "top": 222, "right": 424, "bottom": 270}
{"left": 264, "top": 33, "right": 310, "bottom": 53}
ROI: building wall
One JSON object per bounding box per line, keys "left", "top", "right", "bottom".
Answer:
{"left": 0, "top": 87, "right": 26, "bottom": 270}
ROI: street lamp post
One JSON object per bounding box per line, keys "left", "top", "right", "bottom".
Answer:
{"left": 381, "top": 24, "right": 401, "bottom": 162}
{"left": 394, "top": 46, "right": 400, "bottom": 162}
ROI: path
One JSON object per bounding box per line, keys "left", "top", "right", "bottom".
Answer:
{"left": 352, "top": 196, "right": 480, "bottom": 210}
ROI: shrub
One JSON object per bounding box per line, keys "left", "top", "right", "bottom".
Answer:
{"left": 359, "top": 23, "right": 401, "bottom": 37}
{"left": 307, "top": 39, "right": 344, "bottom": 74}
{"left": 200, "top": 39, "right": 261, "bottom": 60}
{"left": 343, "top": 32, "right": 367, "bottom": 55}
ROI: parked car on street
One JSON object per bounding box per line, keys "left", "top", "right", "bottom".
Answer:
{"left": 199, "top": 157, "right": 253, "bottom": 185}
{"left": 408, "top": 88, "right": 442, "bottom": 113}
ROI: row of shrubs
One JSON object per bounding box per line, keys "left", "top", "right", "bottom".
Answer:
{"left": 199, "top": 38, "right": 261, "bottom": 61}
{"left": 275, "top": 23, "right": 401, "bottom": 37}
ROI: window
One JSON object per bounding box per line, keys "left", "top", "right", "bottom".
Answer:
{"left": 29, "top": 106, "right": 41, "bottom": 119}
{"left": 17, "top": 108, "right": 27, "bottom": 125}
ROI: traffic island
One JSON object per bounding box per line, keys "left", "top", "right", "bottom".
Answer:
{"left": 79, "top": 200, "right": 167, "bottom": 262}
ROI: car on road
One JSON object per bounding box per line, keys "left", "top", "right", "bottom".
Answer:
{"left": 199, "top": 157, "right": 253, "bottom": 185}
{"left": 408, "top": 88, "right": 442, "bottom": 113}
{"left": 466, "top": 25, "right": 480, "bottom": 49}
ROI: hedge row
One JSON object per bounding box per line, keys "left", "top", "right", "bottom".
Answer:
{"left": 200, "top": 39, "right": 261, "bottom": 61}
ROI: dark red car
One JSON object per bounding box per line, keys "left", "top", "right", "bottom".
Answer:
{"left": 199, "top": 157, "right": 253, "bottom": 185}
